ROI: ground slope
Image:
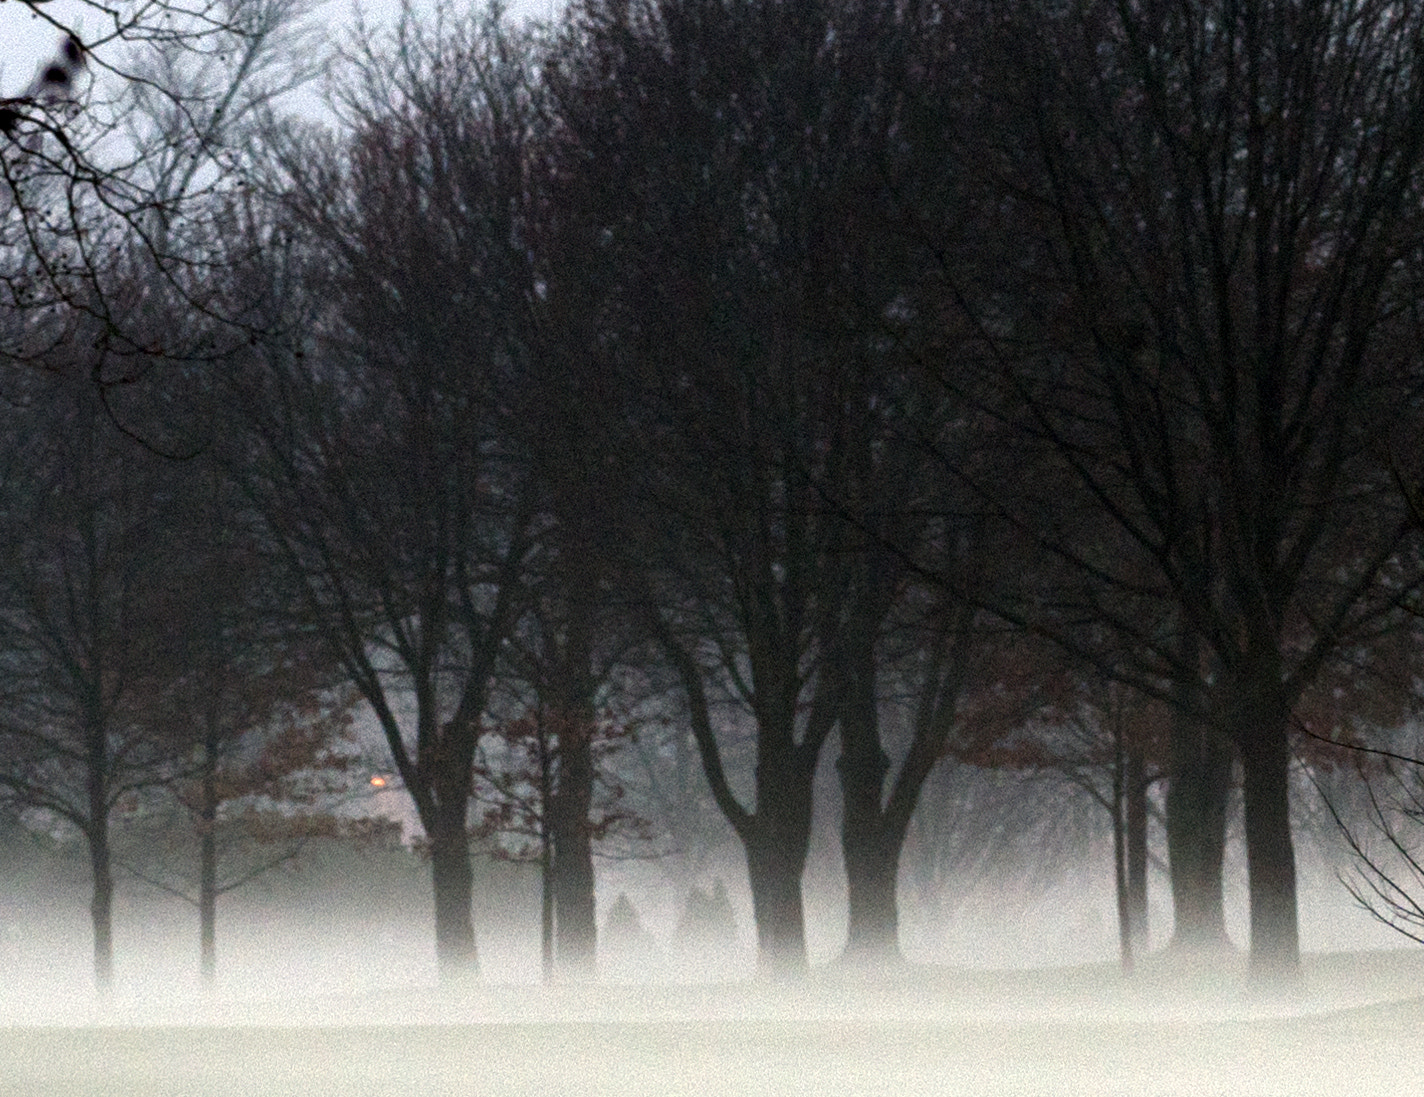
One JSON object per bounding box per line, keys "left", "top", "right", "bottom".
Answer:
{"left": 1, "top": 951, "right": 1420, "bottom": 1097}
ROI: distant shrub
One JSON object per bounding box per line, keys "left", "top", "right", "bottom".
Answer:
{"left": 600, "top": 891, "right": 665, "bottom": 979}
{"left": 603, "top": 891, "right": 645, "bottom": 945}
{"left": 675, "top": 878, "right": 739, "bottom": 956}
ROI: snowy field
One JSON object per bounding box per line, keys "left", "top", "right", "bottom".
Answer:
{"left": 3, "top": 950, "right": 1424, "bottom": 1096}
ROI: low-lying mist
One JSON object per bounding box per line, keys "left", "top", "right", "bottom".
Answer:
{"left": 3, "top": 948, "right": 1424, "bottom": 1097}
{"left": 0, "top": 829, "right": 1418, "bottom": 1095}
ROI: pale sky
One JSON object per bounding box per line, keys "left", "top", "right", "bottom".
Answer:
{"left": 0, "top": 0, "right": 559, "bottom": 105}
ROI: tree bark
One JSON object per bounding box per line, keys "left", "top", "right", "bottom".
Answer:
{"left": 744, "top": 730, "right": 819, "bottom": 979}
{"left": 540, "top": 844, "right": 555, "bottom": 983}
{"left": 86, "top": 709, "right": 113, "bottom": 996}
{"left": 1124, "top": 741, "right": 1149, "bottom": 955}
{"left": 429, "top": 819, "right": 478, "bottom": 981}
{"left": 838, "top": 649, "right": 899, "bottom": 963}
{"left": 417, "top": 700, "right": 486, "bottom": 984}
{"left": 550, "top": 719, "right": 597, "bottom": 980}
{"left": 1165, "top": 707, "right": 1232, "bottom": 954}
{"left": 547, "top": 580, "right": 599, "bottom": 981}
{"left": 841, "top": 823, "right": 901, "bottom": 963}
{"left": 538, "top": 725, "right": 555, "bottom": 984}
{"left": 744, "top": 825, "right": 810, "bottom": 979}
{"left": 654, "top": 620, "right": 825, "bottom": 979}
{"left": 838, "top": 608, "right": 971, "bottom": 965}
{"left": 199, "top": 742, "right": 218, "bottom": 987}
{"left": 1239, "top": 719, "right": 1300, "bottom": 990}
{"left": 1207, "top": 649, "right": 1303, "bottom": 991}
{"left": 1113, "top": 748, "right": 1133, "bottom": 976}
{"left": 742, "top": 742, "right": 819, "bottom": 980}
{"left": 88, "top": 824, "right": 113, "bottom": 996}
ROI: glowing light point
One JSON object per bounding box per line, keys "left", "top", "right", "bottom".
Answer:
{"left": 369, "top": 775, "right": 388, "bottom": 788}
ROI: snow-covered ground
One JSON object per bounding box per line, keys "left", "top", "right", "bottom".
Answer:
{"left": 4, "top": 949, "right": 1423, "bottom": 1096}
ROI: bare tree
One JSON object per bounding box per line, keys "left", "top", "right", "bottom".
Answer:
{"left": 1321, "top": 740, "right": 1424, "bottom": 945}
{"left": 0, "top": 1, "right": 322, "bottom": 387}
{"left": 0, "top": 364, "right": 201, "bottom": 992}
{"left": 116, "top": 467, "right": 359, "bottom": 987}
{"left": 942, "top": 0, "right": 1424, "bottom": 988}
{"left": 546, "top": 0, "right": 976, "bottom": 976}
{"left": 227, "top": 5, "right": 544, "bottom": 981}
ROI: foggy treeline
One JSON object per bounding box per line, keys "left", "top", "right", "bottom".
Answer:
{"left": 3, "top": 0, "right": 1424, "bottom": 998}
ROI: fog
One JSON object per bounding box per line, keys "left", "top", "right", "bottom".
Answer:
{"left": 0, "top": 830, "right": 1415, "bottom": 1096}
{"left": 0, "top": 693, "right": 1400, "bottom": 1093}
{"left": 0, "top": 11, "right": 1413, "bottom": 1089}
{"left": 4, "top": 946, "right": 1424, "bottom": 1096}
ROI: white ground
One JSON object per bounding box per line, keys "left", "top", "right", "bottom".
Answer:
{"left": 3, "top": 950, "right": 1423, "bottom": 1096}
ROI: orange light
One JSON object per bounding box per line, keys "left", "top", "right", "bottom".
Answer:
{"left": 369, "top": 775, "right": 388, "bottom": 788}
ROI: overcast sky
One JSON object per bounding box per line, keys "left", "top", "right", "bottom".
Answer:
{"left": 0, "top": 0, "right": 558, "bottom": 106}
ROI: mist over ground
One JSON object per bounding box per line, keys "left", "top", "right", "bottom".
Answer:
{"left": 4, "top": 0, "right": 1424, "bottom": 1092}
{"left": 3, "top": 949, "right": 1423, "bottom": 1096}
{"left": 0, "top": 825, "right": 1415, "bottom": 1095}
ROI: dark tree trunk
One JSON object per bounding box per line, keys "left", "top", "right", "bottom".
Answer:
{"left": 1111, "top": 713, "right": 1136, "bottom": 976}
{"left": 841, "top": 823, "right": 900, "bottom": 963}
{"left": 429, "top": 818, "right": 478, "bottom": 981}
{"left": 540, "top": 841, "right": 555, "bottom": 983}
{"left": 837, "top": 610, "right": 968, "bottom": 965}
{"left": 547, "top": 588, "right": 598, "bottom": 981}
{"left": 1165, "top": 708, "right": 1232, "bottom": 954}
{"left": 550, "top": 721, "right": 597, "bottom": 980}
{"left": 1124, "top": 742, "right": 1149, "bottom": 955}
{"left": 199, "top": 743, "right": 218, "bottom": 987}
{"left": 745, "top": 826, "right": 810, "bottom": 979}
{"left": 654, "top": 623, "right": 827, "bottom": 981}
{"left": 744, "top": 739, "right": 818, "bottom": 979}
{"left": 538, "top": 724, "right": 555, "bottom": 984}
{"left": 1210, "top": 651, "right": 1302, "bottom": 991}
{"left": 86, "top": 712, "right": 113, "bottom": 995}
{"left": 1112, "top": 750, "right": 1133, "bottom": 976}
{"left": 418, "top": 703, "right": 484, "bottom": 983}
{"left": 838, "top": 648, "right": 899, "bottom": 963}
{"left": 1239, "top": 721, "right": 1300, "bottom": 990}
{"left": 88, "top": 824, "right": 113, "bottom": 995}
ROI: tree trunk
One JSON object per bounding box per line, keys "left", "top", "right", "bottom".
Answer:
{"left": 551, "top": 720, "right": 597, "bottom": 980}
{"left": 1239, "top": 725, "right": 1300, "bottom": 990}
{"left": 837, "top": 616, "right": 949, "bottom": 965}
{"left": 655, "top": 624, "right": 823, "bottom": 980}
{"left": 540, "top": 840, "right": 555, "bottom": 984}
{"left": 199, "top": 748, "right": 218, "bottom": 987}
{"left": 547, "top": 583, "right": 599, "bottom": 981}
{"left": 538, "top": 725, "right": 555, "bottom": 984}
{"left": 1124, "top": 740, "right": 1149, "bottom": 955}
{"left": 429, "top": 819, "right": 478, "bottom": 981}
{"left": 1113, "top": 755, "right": 1133, "bottom": 976}
{"left": 841, "top": 825, "right": 901, "bottom": 963}
{"left": 86, "top": 710, "right": 113, "bottom": 996}
{"left": 1165, "top": 709, "right": 1232, "bottom": 954}
{"left": 88, "top": 825, "right": 113, "bottom": 995}
{"left": 838, "top": 657, "right": 900, "bottom": 962}
{"left": 747, "top": 746, "right": 817, "bottom": 979}
{"left": 745, "top": 827, "right": 809, "bottom": 979}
